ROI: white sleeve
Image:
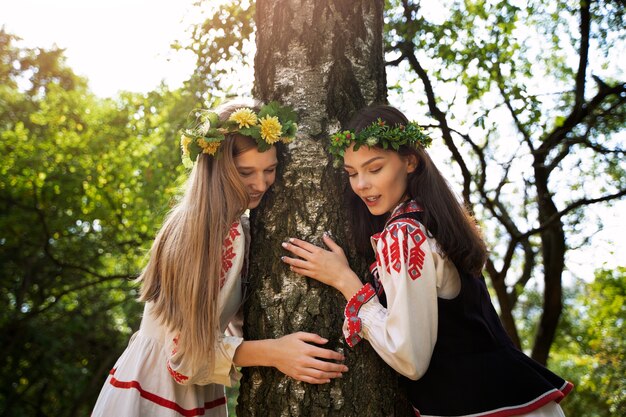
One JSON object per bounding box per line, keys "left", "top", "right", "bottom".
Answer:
{"left": 166, "top": 332, "right": 244, "bottom": 387}
{"left": 343, "top": 219, "right": 438, "bottom": 380}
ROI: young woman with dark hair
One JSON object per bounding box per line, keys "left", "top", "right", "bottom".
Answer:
{"left": 282, "top": 105, "right": 571, "bottom": 417}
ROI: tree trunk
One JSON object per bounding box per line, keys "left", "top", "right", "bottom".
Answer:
{"left": 485, "top": 264, "right": 521, "bottom": 348}
{"left": 238, "top": 0, "right": 412, "bottom": 415}
{"left": 531, "top": 164, "right": 565, "bottom": 365}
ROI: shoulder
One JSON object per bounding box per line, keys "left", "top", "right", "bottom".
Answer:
{"left": 372, "top": 218, "right": 430, "bottom": 279}
{"left": 383, "top": 219, "right": 447, "bottom": 260}
{"left": 375, "top": 217, "right": 426, "bottom": 245}
{"left": 374, "top": 218, "right": 429, "bottom": 259}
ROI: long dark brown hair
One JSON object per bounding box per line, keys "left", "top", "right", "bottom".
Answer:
{"left": 344, "top": 105, "right": 487, "bottom": 276}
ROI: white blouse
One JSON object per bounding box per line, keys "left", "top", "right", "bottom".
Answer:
{"left": 343, "top": 203, "right": 460, "bottom": 380}
{"left": 342, "top": 203, "right": 567, "bottom": 417}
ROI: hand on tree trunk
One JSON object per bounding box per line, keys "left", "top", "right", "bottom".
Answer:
{"left": 233, "top": 332, "right": 348, "bottom": 384}
{"left": 281, "top": 233, "right": 364, "bottom": 300}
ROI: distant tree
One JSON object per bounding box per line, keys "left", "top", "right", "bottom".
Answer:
{"left": 516, "top": 267, "right": 626, "bottom": 416}
{"left": 385, "top": 0, "right": 626, "bottom": 364}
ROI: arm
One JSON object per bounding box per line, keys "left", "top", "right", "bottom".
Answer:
{"left": 282, "top": 222, "right": 439, "bottom": 380}
{"left": 345, "top": 220, "right": 438, "bottom": 380}
{"left": 233, "top": 332, "right": 348, "bottom": 385}
{"left": 166, "top": 329, "right": 347, "bottom": 387}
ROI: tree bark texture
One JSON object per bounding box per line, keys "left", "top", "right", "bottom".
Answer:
{"left": 530, "top": 163, "right": 565, "bottom": 365}
{"left": 238, "top": 0, "right": 413, "bottom": 415}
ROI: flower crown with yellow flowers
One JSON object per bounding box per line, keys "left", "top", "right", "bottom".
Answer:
{"left": 180, "top": 101, "right": 298, "bottom": 164}
{"left": 328, "top": 119, "right": 432, "bottom": 159}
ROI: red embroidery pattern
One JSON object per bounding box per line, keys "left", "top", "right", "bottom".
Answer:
{"left": 344, "top": 284, "right": 376, "bottom": 347}
{"left": 391, "top": 200, "right": 422, "bottom": 219}
{"left": 167, "top": 336, "right": 189, "bottom": 383}
{"left": 167, "top": 361, "right": 189, "bottom": 384}
{"left": 220, "top": 221, "right": 241, "bottom": 288}
{"left": 171, "top": 335, "right": 180, "bottom": 355}
{"left": 376, "top": 220, "right": 427, "bottom": 281}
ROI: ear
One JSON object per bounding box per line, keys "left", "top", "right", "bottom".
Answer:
{"left": 405, "top": 154, "right": 418, "bottom": 174}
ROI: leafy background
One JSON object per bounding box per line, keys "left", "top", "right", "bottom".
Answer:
{"left": 1, "top": 0, "right": 625, "bottom": 415}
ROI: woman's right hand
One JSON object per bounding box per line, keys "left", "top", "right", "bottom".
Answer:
{"left": 281, "top": 233, "right": 364, "bottom": 300}
{"left": 270, "top": 332, "right": 348, "bottom": 384}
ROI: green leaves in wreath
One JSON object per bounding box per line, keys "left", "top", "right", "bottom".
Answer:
{"left": 328, "top": 118, "right": 432, "bottom": 159}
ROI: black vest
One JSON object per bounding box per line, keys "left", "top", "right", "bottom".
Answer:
{"left": 372, "top": 211, "right": 571, "bottom": 416}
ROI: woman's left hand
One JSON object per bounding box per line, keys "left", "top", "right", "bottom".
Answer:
{"left": 281, "top": 233, "right": 362, "bottom": 298}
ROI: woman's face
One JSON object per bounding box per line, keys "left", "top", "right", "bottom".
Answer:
{"left": 234, "top": 146, "right": 278, "bottom": 209}
{"left": 344, "top": 144, "right": 416, "bottom": 216}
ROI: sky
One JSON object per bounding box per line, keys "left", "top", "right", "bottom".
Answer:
{"left": 2, "top": 0, "right": 199, "bottom": 97}
{"left": 2, "top": 0, "right": 624, "bottom": 280}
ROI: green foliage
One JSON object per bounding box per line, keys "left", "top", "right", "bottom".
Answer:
{"left": 172, "top": 0, "right": 255, "bottom": 100}
{"left": 512, "top": 268, "right": 626, "bottom": 415}
{"left": 0, "top": 29, "right": 197, "bottom": 415}
{"left": 550, "top": 268, "right": 626, "bottom": 416}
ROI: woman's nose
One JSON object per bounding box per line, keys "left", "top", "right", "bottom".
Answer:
{"left": 251, "top": 175, "right": 268, "bottom": 192}
{"left": 355, "top": 175, "right": 370, "bottom": 191}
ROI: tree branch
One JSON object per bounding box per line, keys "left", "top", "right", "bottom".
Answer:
{"left": 510, "top": 242, "right": 536, "bottom": 305}
{"left": 574, "top": 0, "right": 591, "bottom": 110}
{"left": 402, "top": 44, "right": 473, "bottom": 203}
{"left": 385, "top": 52, "right": 407, "bottom": 67}
{"left": 539, "top": 83, "right": 626, "bottom": 156}
{"left": 519, "top": 188, "right": 626, "bottom": 240}
{"left": 495, "top": 72, "right": 534, "bottom": 151}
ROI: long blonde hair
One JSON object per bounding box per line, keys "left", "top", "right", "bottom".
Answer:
{"left": 139, "top": 100, "right": 260, "bottom": 372}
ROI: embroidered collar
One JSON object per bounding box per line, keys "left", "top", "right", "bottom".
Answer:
{"left": 371, "top": 200, "right": 423, "bottom": 243}
{"left": 386, "top": 199, "right": 422, "bottom": 227}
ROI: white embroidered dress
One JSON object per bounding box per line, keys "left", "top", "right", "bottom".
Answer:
{"left": 92, "top": 218, "right": 248, "bottom": 417}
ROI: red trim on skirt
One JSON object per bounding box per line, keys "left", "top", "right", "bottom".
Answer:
{"left": 412, "top": 382, "right": 573, "bottom": 417}
{"left": 107, "top": 368, "right": 226, "bottom": 416}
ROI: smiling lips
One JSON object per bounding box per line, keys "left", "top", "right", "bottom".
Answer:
{"left": 249, "top": 193, "right": 263, "bottom": 200}
{"left": 363, "top": 195, "right": 380, "bottom": 206}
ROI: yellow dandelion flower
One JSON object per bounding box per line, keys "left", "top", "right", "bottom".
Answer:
{"left": 180, "top": 134, "right": 192, "bottom": 156}
{"left": 198, "top": 138, "right": 221, "bottom": 156}
{"left": 259, "top": 115, "right": 282, "bottom": 144}
{"left": 229, "top": 108, "right": 258, "bottom": 129}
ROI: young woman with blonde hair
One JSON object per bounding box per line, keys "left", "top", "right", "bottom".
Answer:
{"left": 92, "top": 100, "right": 347, "bottom": 416}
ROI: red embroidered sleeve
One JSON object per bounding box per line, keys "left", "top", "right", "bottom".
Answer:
{"left": 220, "top": 221, "right": 241, "bottom": 288}
{"left": 376, "top": 220, "right": 427, "bottom": 281}
{"left": 344, "top": 283, "right": 377, "bottom": 347}
{"left": 167, "top": 361, "right": 189, "bottom": 384}
{"left": 166, "top": 336, "right": 189, "bottom": 384}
